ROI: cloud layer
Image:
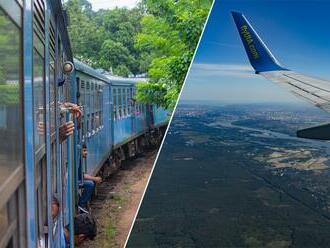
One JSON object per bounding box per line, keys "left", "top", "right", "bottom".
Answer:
{"left": 189, "top": 63, "right": 258, "bottom": 79}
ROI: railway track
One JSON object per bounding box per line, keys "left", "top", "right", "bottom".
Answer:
{"left": 80, "top": 149, "right": 158, "bottom": 248}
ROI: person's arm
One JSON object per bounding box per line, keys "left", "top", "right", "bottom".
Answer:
{"left": 84, "top": 174, "right": 102, "bottom": 184}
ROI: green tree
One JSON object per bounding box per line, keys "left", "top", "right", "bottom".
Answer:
{"left": 135, "top": 0, "right": 213, "bottom": 109}
{"left": 65, "top": 1, "right": 145, "bottom": 76}
{"left": 99, "top": 40, "right": 131, "bottom": 70}
{"left": 65, "top": 0, "right": 104, "bottom": 66}
{"left": 96, "top": 7, "right": 144, "bottom": 76}
{"left": 65, "top": 0, "right": 213, "bottom": 103}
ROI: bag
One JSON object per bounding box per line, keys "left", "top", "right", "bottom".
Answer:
{"left": 74, "top": 212, "right": 97, "bottom": 240}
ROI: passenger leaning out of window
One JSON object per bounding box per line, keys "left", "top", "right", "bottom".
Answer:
{"left": 59, "top": 102, "right": 82, "bottom": 143}
{"left": 78, "top": 144, "right": 102, "bottom": 211}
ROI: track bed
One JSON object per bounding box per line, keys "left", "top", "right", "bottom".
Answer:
{"left": 80, "top": 149, "right": 157, "bottom": 248}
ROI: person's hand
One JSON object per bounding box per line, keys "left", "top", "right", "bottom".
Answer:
{"left": 71, "top": 104, "right": 82, "bottom": 119}
{"left": 63, "top": 102, "right": 82, "bottom": 119}
{"left": 94, "top": 176, "right": 102, "bottom": 184}
{"left": 59, "top": 121, "right": 74, "bottom": 143}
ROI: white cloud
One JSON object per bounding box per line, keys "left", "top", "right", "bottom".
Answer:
{"left": 189, "top": 63, "right": 259, "bottom": 79}
{"left": 88, "top": 0, "right": 139, "bottom": 10}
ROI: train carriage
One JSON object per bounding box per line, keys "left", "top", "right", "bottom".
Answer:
{"left": 110, "top": 77, "right": 149, "bottom": 148}
{"left": 0, "top": 0, "right": 77, "bottom": 247}
{"left": 75, "top": 59, "right": 112, "bottom": 177}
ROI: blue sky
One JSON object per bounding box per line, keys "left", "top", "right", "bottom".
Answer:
{"left": 181, "top": 0, "right": 330, "bottom": 103}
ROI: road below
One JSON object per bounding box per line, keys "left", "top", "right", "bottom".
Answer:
{"left": 80, "top": 149, "right": 157, "bottom": 248}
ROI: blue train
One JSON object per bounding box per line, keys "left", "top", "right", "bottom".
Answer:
{"left": 0, "top": 1, "right": 169, "bottom": 247}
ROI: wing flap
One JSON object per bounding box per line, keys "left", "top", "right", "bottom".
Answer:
{"left": 261, "top": 71, "right": 330, "bottom": 112}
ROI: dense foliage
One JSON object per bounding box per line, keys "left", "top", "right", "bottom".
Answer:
{"left": 65, "top": 0, "right": 213, "bottom": 108}
{"left": 136, "top": 0, "right": 213, "bottom": 108}
{"left": 65, "top": 0, "right": 144, "bottom": 77}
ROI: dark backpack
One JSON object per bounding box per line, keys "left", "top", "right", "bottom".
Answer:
{"left": 74, "top": 212, "right": 97, "bottom": 240}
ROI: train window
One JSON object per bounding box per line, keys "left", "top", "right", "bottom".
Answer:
{"left": 95, "top": 112, "right": 99, "bottom": 129}
{"left": 126, "top": 88, "right": 130, "bottom": 115}
{"left": 91, "top": 82, "right": 94, "bottom": 115}
{"left": 86, "top": 81, "right": 90, "bottom": 114}
{"left": 112, "top": 88, "right": 117, "bottom": 120}
{"left": 87, "top": 114, "right": 90, "bottom": 134}
{"left": 100, "top": 86, "right": 103, "bottom": 126}
{"left": 127, "top": 89, "right": 130, "bottom": 115}
{"left": 0, "top": 6, "right": 23, "bottom": 183}
{"left": 134, "top": 102, "right": 137, "bottom": 113}
{"left": 49, "top": 21, "right": 56, "bottom": 136}
{"left": 91, "top": 113, "right": 95, "bottom": 132}
{"left": 94, "top": 83, "right": 97, "bottom": 114}
{"left": 81, "top": 120, "right": 85, "bottom": 139}
{"left": 96, "top": 84, "right": 99, "bottom": 111}
{"left": 0, "top": 4, "right": 26, "bottom": 247}
{"left": 136, "top": 103, "right": 139, "bottom": 114}
{"left": 126, "top": 88, "right": 129, "bottom": 115}
{"left": 118, "top": 88, "right": 122, "bottom": 118}
{"left": 126, "top": 88, "right": 129, "bottom": 116}
{"left": 94, "top": 83, "right": 96, "bottom": 111}
{"left": 33, "top": 35, "right": 45, "bottom": 152}
{"left": 33, "top": 1, "right": 48, "bottom": 246}
{"left": 122, "top": 88, "right": 125, "bottom": 117}
{"left": 90, "top": 82, "right": 93, "bottom": 113}
{"left": 49, "top": 62, "right": 55, "bottom": 135}
{"left": 80, "top": 80, "right": 85, "bottom": 109}
{"left": 96, "top": 84, "right": 99, "bottom": 112}
{"left": 51, "top": 143, "right": 57, "bottom": 194}
{"left": 100, "top": 110, "right": 102, "bottom": 127}
{"left": 94, "top": 84, "right": 97, "bottom": 112}
{"left": 36, "top": 157, "right": 47, "bottom": 247}
{"left": 100, "top": 85, "right": 103, "bottom": 112}
{"left": 128, "top": 88, "right": 133, "bottom": 114}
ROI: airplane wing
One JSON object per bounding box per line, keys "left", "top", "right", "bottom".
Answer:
{"left": 232, "top": 11, "right": 330, "bottom": 140}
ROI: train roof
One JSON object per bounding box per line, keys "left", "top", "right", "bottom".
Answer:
{"left": 106, "top": 74, "right": 147, "bottom": 86}
{"left": 74, "top": 59, "right": 148, "bottom": 86}
{"left": 74, "top": 58, "right": 110, "bottom": 83}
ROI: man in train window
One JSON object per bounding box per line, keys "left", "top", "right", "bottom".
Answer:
{"left": 78, "top": 143, "right": 102, "bottom": 210}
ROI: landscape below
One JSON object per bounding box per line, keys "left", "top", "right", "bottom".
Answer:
{"left": 127, "top": 102, "right": 330, "bottom": 248}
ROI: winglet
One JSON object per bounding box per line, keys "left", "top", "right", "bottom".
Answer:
{"left": 232, "top": 11, "right": 287, "bottom": 73}
{"left": 297, "top": 123, "right": 330, "bottom": 140}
